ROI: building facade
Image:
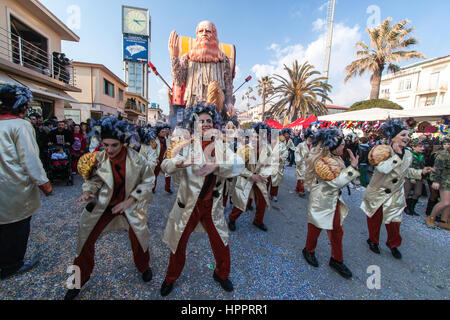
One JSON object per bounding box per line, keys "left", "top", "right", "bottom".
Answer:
{"left": 0, "top": 0, "right": 81, "bottom": 120}
{"left": 147, "top": 102, "right": 163, "bottom": 125}
{"left": 380, "top": 55, "right": 449, "bottom": 109}
{"left": 124, "top": 91, "right": 148, "bottom": 126}
{"left": 326, "top": 104, "right": 349, "bottom": 114}
{"left": 67, "top": 61, "right": 128, "bottom": 122}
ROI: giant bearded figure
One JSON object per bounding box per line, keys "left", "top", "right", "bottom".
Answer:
{"left": 169, "top": 21, "right": 234, "bottom": 118}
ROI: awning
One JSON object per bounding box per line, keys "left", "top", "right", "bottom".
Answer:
{"left": 318, "top": 106, "right": 450, "bottom": 122}
{"left": 389, "top": 105, "right": 450, "bottom": 121}
{"left": 264, "top": 119, "right": 283, "bottom": 129}
{"left": 0, "top": 71, "right": 78, "bottom": 103}
{"left": 318, "top": 108, "right": 399, "bottom": 122}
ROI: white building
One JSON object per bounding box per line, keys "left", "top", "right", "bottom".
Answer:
{"left": 379, "top": 55, "right": 449, "bottom": 109}
{"left": 248, "top": 104, "right": 264, "bottom": 122}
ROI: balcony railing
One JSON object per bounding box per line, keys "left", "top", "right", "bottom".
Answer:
{"left": 417, "top": 81, "right": 448, "bottom": 93}
{"left": 0, "top": 26, "right": 76, "bottom": 87}
{"left": 125, "top": 101, "right": 143, "bottom": 114}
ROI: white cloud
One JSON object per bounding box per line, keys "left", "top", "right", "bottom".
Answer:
{"left": 154, "top": 78, "right": 170, "bottom": 114}
{"left": 250, "top": 21, "right": 371, "bottom": 107}
{"left": 312, "top": 18, "right": 327, "bottom": 32}
{"left": 318, "top": 2, "right": 328, "bottom": 12}
{"left": 234, "top": 64, "right": 242, "bottom": 81}
{"left": 155, "top": 78, "right": 167, "bottom": 100}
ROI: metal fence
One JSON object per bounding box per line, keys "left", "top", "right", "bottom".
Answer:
{"left": 0, "top": 25, "right": 76, "bottom": 87}
{"left": 125, "top": 100, "right": 144, "bottom": 113}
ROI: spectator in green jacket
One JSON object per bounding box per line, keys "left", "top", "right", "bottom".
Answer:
{"left": 404, "top": 139, "right": 425, "bottom": 216}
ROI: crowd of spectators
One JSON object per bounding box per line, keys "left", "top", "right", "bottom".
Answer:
{"left": 26, "top": 113, "right": 89, "bottom": 175}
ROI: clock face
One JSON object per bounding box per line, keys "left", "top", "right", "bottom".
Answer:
{"left": 124, "top": 9, "right": 148, "bottom": 35}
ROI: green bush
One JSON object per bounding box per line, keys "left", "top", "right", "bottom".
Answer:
{"left": 347, "top": 99, "right": 404, "bottom": 112}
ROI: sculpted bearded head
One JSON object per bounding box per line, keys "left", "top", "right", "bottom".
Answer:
{"left": 187, "top": 21, "right": 224, "bottom": 63}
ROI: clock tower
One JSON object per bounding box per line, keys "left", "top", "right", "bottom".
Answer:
{"left": 122, "top": 5, "right": 150, "bottom": 101}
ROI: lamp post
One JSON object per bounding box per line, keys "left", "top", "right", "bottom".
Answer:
{"left": 234, "top": 76, "right": 252, "bottom": 94}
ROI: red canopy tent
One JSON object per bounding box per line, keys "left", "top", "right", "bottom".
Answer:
{"left": 265, "top": 116, "right": 319, "bottom": 130}
{"left": 302, "top": 115, "right": 318, "bottom": 126}
{"left": 285, "top": 115, "right": 318, "bottom": 129}
{"left": 285, "top": 117, "right": 304, "bottom": 128}
{"left": 264, "top": 119, "right": 283, "bottom": 129}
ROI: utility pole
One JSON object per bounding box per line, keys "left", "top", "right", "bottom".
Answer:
{"left": 322, "top": 0, "right": 336, "bottom": 103}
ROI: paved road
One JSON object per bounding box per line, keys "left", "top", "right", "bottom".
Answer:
{"left": 0, "top": 166, "right": 448, "bottom": 300}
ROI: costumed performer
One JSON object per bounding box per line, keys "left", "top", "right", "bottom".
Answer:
{"left": 361, "top": 120, "right": 434, "bottom": 259}
{"left": 0, "top": 85, "right": 52, "bottom": 280}
{"left": 302, "top": 128, "right": 359, "bottom": 279}
{"left": 64, "top": 116, "right": 155, "bottom": 300}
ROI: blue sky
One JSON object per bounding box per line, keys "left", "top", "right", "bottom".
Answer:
{"left": 40, "top": 0, "right": 450, "bottom": 114}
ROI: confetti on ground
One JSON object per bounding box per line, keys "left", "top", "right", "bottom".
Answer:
{"left": 1, "top": 168, "right": 449, "bottom": 300}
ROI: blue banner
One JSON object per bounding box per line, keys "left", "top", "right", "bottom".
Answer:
{"left": 123, "top": 34, "right": 149, "bottom": 63}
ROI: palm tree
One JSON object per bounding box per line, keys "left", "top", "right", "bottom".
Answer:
{"left": 268, "top": 60, "right": 332, "bottom": 121}
{"left": 256, "top": 76, "right": 274, "bottom": 121}
{"left": 242, "top": 86, "right": 257, "bottom": 111}
{"left": 345, "top": 17, "right": 426, "bottom": 100}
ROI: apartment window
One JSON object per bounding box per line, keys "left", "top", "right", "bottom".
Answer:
{"left": 406, "top": 80, "right": 412, "bottom": 90}
{"left": 119, "top": 88, "right": 124, "bottom": 101}
{"left": 425, "top": 94, "right": 437, "bottom": 106}
{"left": 430, "top": 72, "right": 440, "bottom": 90}
{"left": 104, "top": 79, "right": 115, "bottom": 98}
{"left": 398, "top": 80, "right": 404, "bottom": 91}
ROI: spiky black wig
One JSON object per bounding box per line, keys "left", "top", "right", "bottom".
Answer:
{"left": 381, "top": 120, "right": 408, "bottom": 143}
{"left": 183, "top": 102, "right": 223, "bottom": 131}
{"left": 0, "top": 84, "right": 33, "bottom": 114}
{"left": 252, "top": 122, "right": 271, "bottom": 135}
{"left": 303, "top": 127, "right": 314, "bottom": 139}
{"left": 155, "top": 123, "right": 171, "bottom": 135}
{"left": 312, "top": 128, "right": 344, "bottom": 151}
{"left": 93, "top": 116, "right": 136, "bottom": 143}
{"left": 281, "top": 128, "right": 292, "bottom": 136}
{"left": 138, "top": 126, "right": 156, "bottom": 145}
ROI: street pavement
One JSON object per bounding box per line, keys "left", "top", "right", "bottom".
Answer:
{"left": 0, "top": 166, "right": 448, "bottom": 300}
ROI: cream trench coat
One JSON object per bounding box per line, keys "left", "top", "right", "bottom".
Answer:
{"left": 285, "top": 138, "right": 295, "bottom": 152}
{"left": 161, "top": 138, "right": 244, "bottom": 254}
{"left": 307, "top": 157, "right": 360, "bottom": 230}
{"left": 360, "top": 148, "right": 422, "bottom": 224}
{"left": 139, "top": 144, "right": 158, "bottom": 172}
{"left": 231, "top": 144, "right": 273, "bottom": 212}
{"left": 76, "top": 148, "right": 155, "bottom": 255}
{"left": 295, "top": 141, "right": 310, "bottom": 180}
{"left": 0, "top": 118, "right": 49, "bottom": 224}
{"left": 270, "top": 141, "right": 289, "bottom": 187}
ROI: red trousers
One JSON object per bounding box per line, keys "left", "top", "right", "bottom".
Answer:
{"left": 296, "top": 180, "right": 305, "bottom": 193}
{"left": 270, "top": 186, "right": 278, "bottom": 197}
{"left": 165, "top": 200, "right": 230, "bottom": 284}
{"left": 74, "top": 210, "right": 150, "bottom": 286}
{"left": 153, "top": 165, "right": 171, "bottom": 192}
{"left": 367, "top": 207, "right": 402, "bottom": 248}
{"left": 305, "top": 205, "right": 344, "bottom": 262}
{"left": 229, "top": 184, "right": 267, "bottom": 225}
{"left": 71, "top": 159, "right": 78, "bottom": 173}
{"left": 268, "top": 178, "right": 279, "bottom": 197}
